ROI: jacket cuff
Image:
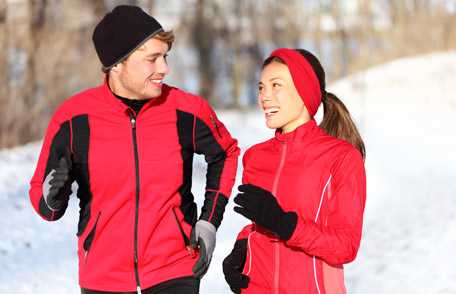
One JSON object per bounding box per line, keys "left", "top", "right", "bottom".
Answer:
{"left": 278, "top": 211, "right": 298, "bottom": 241}
{"left": 285, "top": 215, "right": 310, "bottom": 247}
{"left": 199, "top": 190, "right": 228, "bottom": 229}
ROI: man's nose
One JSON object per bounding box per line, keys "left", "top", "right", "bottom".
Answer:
{"left": 157, "top": 58, "right": 170, "bottom": 75}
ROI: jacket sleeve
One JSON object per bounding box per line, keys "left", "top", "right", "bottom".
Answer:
{"left": 233, "top": 150, "right": 256, "bottom": 240}
{"left": 286, "top": 148, "right": 366, "bottom": 265}
{"left": 195, "top": 99, "right": 240, "bottom": 229}
{"left": 236, "top": 224, "right": 255, "bottom": 240}
{"left": 29, "top": 111, "right": 74, "bottom": 221}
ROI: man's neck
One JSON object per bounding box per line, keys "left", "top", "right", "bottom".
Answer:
{"left": 108, "top": 75, "right": 143, "bottom": 100}
{"left": 114, "top": 92, "right": 151, "bottom": 114}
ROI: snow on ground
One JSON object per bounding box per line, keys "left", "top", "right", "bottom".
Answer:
{"left": 1, "top": 51, "right": 455, "bottom": 293}
{"left": 328, "top": 52, "right": 456, "bottom": 294}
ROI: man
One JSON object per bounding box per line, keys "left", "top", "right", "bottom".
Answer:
{"left": 29, "top": 5, "right": 239, "bottom": 294}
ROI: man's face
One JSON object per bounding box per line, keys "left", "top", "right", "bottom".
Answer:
{"left": 113, "top": 37, "right": 170, "bottom": 99}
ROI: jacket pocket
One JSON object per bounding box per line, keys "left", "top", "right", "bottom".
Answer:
{"left": 83, "top": 211, "right": 101, "bottom": 261}
{"left": 172, "top": 207, "right": 194, "bottom": 255}
{"left": 242, "top": 232, "right": 254, "bottom": 275}
{"left": 209, "top": 114, "right": 222, "bottom": 139}
{"left": 76, "top": 204, "right": 90, "bottom": 237}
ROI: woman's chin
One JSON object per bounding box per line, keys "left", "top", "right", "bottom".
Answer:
{"left": 265, "top": 120, "right": 281, "bottom": 130}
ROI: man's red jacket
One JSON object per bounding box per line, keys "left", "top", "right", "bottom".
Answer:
{"left": 29, "top": 82, "right": 239, "bottom": 292}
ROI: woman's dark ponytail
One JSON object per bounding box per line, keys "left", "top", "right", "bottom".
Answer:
{"left": 320, "top": 92, "right": 366, "bottom": 159}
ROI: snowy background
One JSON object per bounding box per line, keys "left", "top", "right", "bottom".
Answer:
{"left": 1, "top": 52, "right": 455, "bottom": 293}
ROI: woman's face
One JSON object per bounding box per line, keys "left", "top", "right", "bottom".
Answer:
{"left": 258, "top": 61, "right": 311, "bottom": 133}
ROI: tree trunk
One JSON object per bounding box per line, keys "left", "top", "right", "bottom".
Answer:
{"left": 191, "top": 0, "right": 217, "bottom": 103}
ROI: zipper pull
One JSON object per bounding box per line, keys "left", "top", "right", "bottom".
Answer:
{"left": 136, "top": 286, "right": 142, "bottom": 294}
{"left": 186, "top": 245, "right": 197, "bottom": 258}
{"left": 126, "top": 109, "right": 136, "bottom": 129}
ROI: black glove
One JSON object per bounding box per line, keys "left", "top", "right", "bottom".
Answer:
{"left": 234, "top": 184, "right": 297, "bottom": 241}
{"left": 42, "top": 152, "right": 73, "bottom": 211}
{"left": 223, "top": 239, "right": 250, "bottom": 293}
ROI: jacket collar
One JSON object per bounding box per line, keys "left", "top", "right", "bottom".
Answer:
{"left": 99, "top": 76, "right": 170, "bottom": 115}
{"left": 274, "top": 119, "right": 318, "bottom": 143}
{"left": 100, "top": 78, "right": 131, "bottom": 113}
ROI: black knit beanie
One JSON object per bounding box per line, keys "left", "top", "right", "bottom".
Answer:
{"left": 92, "top": 5, "right": 164, "bottom": 70}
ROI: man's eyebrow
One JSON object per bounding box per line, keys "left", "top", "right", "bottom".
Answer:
{"left": 144, "top": 53, "right": 165, "bottom": 58}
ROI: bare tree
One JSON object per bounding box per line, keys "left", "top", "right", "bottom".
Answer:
{"left": 187, "top": 0, "right": 218, "bottom": 104}
{"left": 0, "top": 0, "right": 7, "bottom": 146}
{"left": 1, "top": 0, "right": 455, "bottom": 147}
{"left": 1, "top": 0, "right": 39, "bottom": 147}
{"left": 330, "top": 0, "right": 350, "bottom": 79}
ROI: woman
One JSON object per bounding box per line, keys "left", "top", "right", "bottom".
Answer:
{"left": 222, "top": 48, "right": 366, "bottom": 294}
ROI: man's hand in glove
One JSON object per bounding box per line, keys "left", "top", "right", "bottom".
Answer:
{"left": 42, "top": 151, "right": 72, "bottom": 211}
{"left": 191, "top": 219, "right": 216, "bottom": 278}
{"left": 234, "top": 184, "right": 297, "bottom": 241}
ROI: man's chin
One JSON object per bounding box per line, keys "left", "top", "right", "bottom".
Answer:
{"left": 142, "top": 89, "right": 162, "bottom": 99}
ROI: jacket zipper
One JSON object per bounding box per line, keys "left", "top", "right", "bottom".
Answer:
{"left": 128, "top": 110, "right": 142, "bottom": 294}
{"left": 209, "top": 114, "right": 222, "bottom": 138}
{"left": 272, "top": 142, "right": 287, "bottom": 294}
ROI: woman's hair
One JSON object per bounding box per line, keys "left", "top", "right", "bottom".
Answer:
{"left": 263, "top": 50, "right": 366, "bottom": 159}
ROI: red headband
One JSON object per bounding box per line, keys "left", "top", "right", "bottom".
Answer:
{"left": 269, "top": 48, "right": 321, "bottom": 117}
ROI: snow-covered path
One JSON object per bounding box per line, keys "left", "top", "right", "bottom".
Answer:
{"left": 332, "top": 52, "right": 456, "bottom": 294}
{"left": 1, "top": 52, "right": 455, "bottom": 293}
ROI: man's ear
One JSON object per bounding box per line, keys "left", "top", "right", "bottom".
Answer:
{"left": 110, "top": 63, "right": 122, "bottom": 74}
